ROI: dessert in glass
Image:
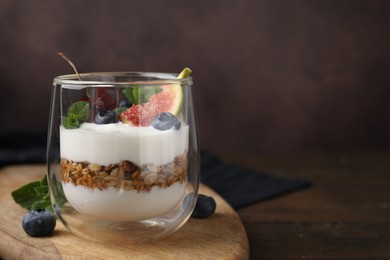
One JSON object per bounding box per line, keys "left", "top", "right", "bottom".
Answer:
{"left": 47, "top": 70, "right": 199, "bottom": 243}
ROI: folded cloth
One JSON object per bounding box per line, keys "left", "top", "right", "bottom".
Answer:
{"left": 0, "top": 132, "right": 310, "bottom": 209}
{"left": 200, "top": 151, "right": 310, "bottom": 209}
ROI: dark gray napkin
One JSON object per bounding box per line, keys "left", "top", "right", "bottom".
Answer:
{"left": 0, "top": 132, "right": 310, "bottom": 209}
{"left": 200, "top": 151, "right": 310, "bottom": 209}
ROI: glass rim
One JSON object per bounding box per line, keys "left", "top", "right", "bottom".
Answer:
{"left": 53, "top": 71, "right": 193, "bottom": 86}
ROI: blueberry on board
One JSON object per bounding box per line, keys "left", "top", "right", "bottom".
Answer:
{"left": 118, "top": 99, "right": 132, "bottom": 108}
{"left": 151, "top": 112, "right": 181, "bottom": 131}
{"left": 191, "top": 194, "right": 216, "bottom": 218}
{"left": 95, "top": 110, "right": 117, "bottom": 124}
{"left": 22, "top": 209, "right": 56, "bottom": 237}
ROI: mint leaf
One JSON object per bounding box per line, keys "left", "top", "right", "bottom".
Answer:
{"left": 31, "top": 199, "right": 52, "bottom": 211}
{"left": 62, "top": 101, "right": 89, "bottom": 129}
{"left": 12, "top": 175, "right": 52, "bottom": 212}
{"left": 122, "top": 87, "right": 162, "bottom": 105}
{"left": 112, "top": 107, "right": 127, "bottom": 115}
{"left": 62, "top": 116, "right": 73, "bottom": 129}
{"left": 68, "top": 101, "right": 89, "bottom": 122}
{"left": 41, "top": 174, "right": 48, "bottom": 185}
{"left": 12, "top": 175, "right": 67, "bottom": 213}
{"left": 140, "top": 87, "right": 162, "bottom": 103}
{"left": 34, "top": 185, "right": 49, "bottom": 197}
{"left": 51, "top": 175, "right": 67, "bottom": 208}
{"left": 132, "top": 87, "right": 140, "bottom": 104}
{"left": 123, "top": 87, "right": 137, "bottom": 104}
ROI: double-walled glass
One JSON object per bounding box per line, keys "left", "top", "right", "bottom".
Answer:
{"left": 47, "top": 72, "right": 199, "bottom": 243}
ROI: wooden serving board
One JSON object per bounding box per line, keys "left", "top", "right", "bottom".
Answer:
{"left": 0, "top": 165, "right": 249, "bottom": 260}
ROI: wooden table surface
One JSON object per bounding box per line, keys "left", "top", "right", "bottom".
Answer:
{"left": 221, "top": 151, "right": 390, "bottom": 260}
{"left": 1, "top": 152, "right": 389, "bottom": 259}
{"left": 0, "top": 166, "right": 249, "bottom": 259}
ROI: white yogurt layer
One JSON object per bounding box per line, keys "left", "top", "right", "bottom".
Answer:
{"left": 62, "top": 182, "right": 186, "bottom": 221}
{"left": 60, "top": 122, "right": 189, "bottom": 166}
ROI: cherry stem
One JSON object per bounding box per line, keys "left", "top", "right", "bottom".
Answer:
{"left": 57, "top": 52, "right": 81, "bottom": 81}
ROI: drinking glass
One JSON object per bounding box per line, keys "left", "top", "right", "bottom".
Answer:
{"left": 47, "top": 72, "right": 199, "bottom": 243}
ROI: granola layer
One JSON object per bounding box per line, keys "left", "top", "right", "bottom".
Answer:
{"left": 61, "top": 152, "right": 188, "bottom": 192}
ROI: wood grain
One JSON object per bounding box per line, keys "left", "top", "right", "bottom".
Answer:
{"left": 0, "top": 165, "right": 249, "bottom": 260}
{"left": 227, "top": 152, "right": 390, "bottom": 260}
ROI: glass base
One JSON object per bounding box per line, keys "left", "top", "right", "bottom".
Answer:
{"left": 54, "top": 193, "right": 194, "bottom": 243}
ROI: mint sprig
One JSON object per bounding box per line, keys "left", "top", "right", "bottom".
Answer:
{"left": 11, "top": 176, "right": 52, "bottom": 212}
{"left": 62, "top": 101, "right": 90, "bottom": 129}
{"left": 112, "top": 106, "right": 128, "bottom": 115}
{"left": 123, "top": 86, "right": 162, "bottom": 105}
{"left": 12, "top": 175, "right": 67, "bottom": 213}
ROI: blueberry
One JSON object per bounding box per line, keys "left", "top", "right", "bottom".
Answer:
{"left": 118, "top": 99, "right": 132, "bottom": 108}
{"left": 191, "top": 194, "right": 216, "bottom": 218}
{"left": 95, "top": 110, "right": 117, "bottom": 124}
{"left": 22, "top": 209, "right": 56, "bottom": 237}
{"left": 151, "top": 112, "right": 181, "bottom": 131}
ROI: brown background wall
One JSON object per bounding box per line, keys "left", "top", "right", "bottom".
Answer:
{"left": 1, "top": 0, "right": 389, "bottom": 154}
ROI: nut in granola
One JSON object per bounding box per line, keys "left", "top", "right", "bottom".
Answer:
{"left": 61, "top": 151, "right": 188, "bottom": 192}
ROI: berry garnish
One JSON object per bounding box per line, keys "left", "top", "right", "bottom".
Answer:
{"left": 57, "top": 52, "right": 81, "bottom": 80}
{"left": 191, "top": 194, "right": 216, "bottom": 218}
{"left": 119, "top": 68, "right": 191, "bottom": 127}
{"left": 95, "top": 110, "right": 117, "bottom": 124}
{"left": 151, "top": 112, "right": 181, "bottom": 131}
{"left": 22, "top": 209, "right": 56, "bottom": 237}
{"left": 118, "top": 99, "right": 132, "bottom": 108}
{"left": 90, "top": 88, "right": 117, "bottom": 111}
{"left": 94, "top": 97, "right": 106, "bottom": 111}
